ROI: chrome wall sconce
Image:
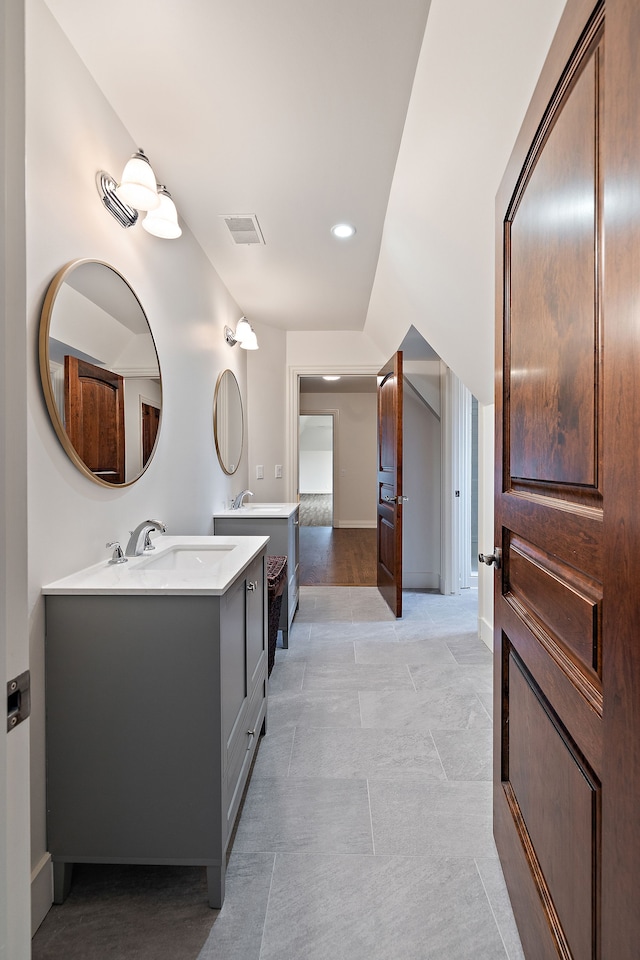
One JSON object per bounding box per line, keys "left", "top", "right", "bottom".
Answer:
{"left": 96, "top": 149, "right": 182, "bottom": 239}
{"left": 224, "top": 316, "right": 259, "bottom": 350}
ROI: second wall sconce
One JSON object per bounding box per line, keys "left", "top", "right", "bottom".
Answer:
{"left": 96, "top": 149, "right": 182, "bottom": 239}
{"left": 224, "top": 316, "right": 259, "bottom": 350}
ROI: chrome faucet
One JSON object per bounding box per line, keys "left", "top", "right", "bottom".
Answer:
{"left": 125, "top": 519, "right": 166, "bottom": 557}
{"left": 231, "top": 489, "right": 253, "bottom": 509}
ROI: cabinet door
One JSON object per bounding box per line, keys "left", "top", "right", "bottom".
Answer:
{"left": 220, "top": 574, "right": 247, "bottom": 749}
{"left": 246, "top": 554, "right": 266, "bottom": 691}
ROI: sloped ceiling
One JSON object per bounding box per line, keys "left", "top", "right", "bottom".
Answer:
{"left": 43, "top": 0, "right": 567, "bottom": 403}
{"left": 43, "top": 0, "right": 431, "bottom": 332}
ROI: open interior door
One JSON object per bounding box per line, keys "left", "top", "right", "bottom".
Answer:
{"left": 376, "top": 351, "right": 403, "bottom": 617}
{"left": 491, "top": 2, "right": 640, "bottom": 957}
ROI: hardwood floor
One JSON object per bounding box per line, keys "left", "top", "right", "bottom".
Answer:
{"left": 299, "top": 526, "right": 377, "bottom": 586}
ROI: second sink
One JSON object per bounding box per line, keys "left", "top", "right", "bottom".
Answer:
{"left": 139, "top": 544, "right": 235, "bottom": 572}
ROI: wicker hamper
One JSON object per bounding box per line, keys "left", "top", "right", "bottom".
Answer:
{"left": 266, "top": 555, "right": 287, "bottom": 676}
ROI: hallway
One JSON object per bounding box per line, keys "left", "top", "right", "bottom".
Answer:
{"left": 299, "top": 527, "right": 377, "bottom": 586}
{"left": 33, "top": 586, "right": 523, "bottom": 959}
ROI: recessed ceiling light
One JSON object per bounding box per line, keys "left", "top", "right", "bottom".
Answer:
{"left": 331, "top": 223, "right": 356, "bottom": 239}
{"left": 323, "top": 375, "right": 341, "bottom": 381}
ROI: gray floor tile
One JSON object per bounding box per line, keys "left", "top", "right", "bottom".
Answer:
{"left": 431, "top": 727, "right": 493, "bottom": 780}
{"left": 302, "top": 661, "right": 414, "bottom": 691}
{"left": 267, "top": 660, "right": 305, "bottom": 694}
{"left": 232, "top": 777, "right": 374, "bottom": 855}
{"left": 285, "top": 621, "right": 311, "bottom": 643}
{"left": 277, "top": 637, "right": 357, "bottom": 662}
{"left": 354, "top": 638, "right": 457, "bottom": 664}
{"left": 476, "top": 858, "right": 527, "bottom": 960}
{"left": 260, "top": 853, "right": 509, "bottom": 960}
{"left": 197, "top": 852, "right": 275, "bottom": 960}
{"left": 460, "top": 662, "right": 494, "bottom": 694}
{"left": 447, "top": 634, "right": 494, "bottom": 665}
{"left": 251, "top": 727, "right": 295, "bottom": 778}
{"left": 475, "top": 688, "right": 494, "bottom": 719}
{"left": 310, "top": 620, "right": 396, "bottom": 641}
{"left": 369, "top": 779, "right": 497, "bottom": 858}
{"left": 289, "top": 726, "right": 446, "bottom": 780}
{"left": 360, "top": 688, "right": 492, "bottom": 730}
{"left": 407, "top": 660, "right": 483, "bottom": 692}
{"left": 266, "top": 689, "right": 362, "bottom": 729}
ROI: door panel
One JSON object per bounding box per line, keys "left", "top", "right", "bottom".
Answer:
{"left": 377, "top": 352, "right": 403, "bottom": 617}
{"left": 142, "top": 401, "right": 160, "bottom": 466}
{"left": 64, "top": 355, "right": 125, "bottom": 483}
{"left": 494, "top": 4, "right": 605, "bottom": 958}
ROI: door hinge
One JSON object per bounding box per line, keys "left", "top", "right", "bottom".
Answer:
{"left": 7, "top": 670, "right": 30, "bottom": 732}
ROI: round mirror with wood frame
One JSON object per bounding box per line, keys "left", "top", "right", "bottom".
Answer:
{"left": 39, "top": 259, "right": 162, "bottom": 487}
{"left": 213, "top": 369, "right": 244, "bottom": 475}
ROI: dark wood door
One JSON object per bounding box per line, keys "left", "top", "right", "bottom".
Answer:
{"left": 142, "top": 402, "right": 160, "bottom": 466}
{"left": 376, "top": 351, "right": 403, "bottom": 617}
{"left": 494, "top": 2, "right": 640, "bottom": 957}
{"left": 64, "top": 356, "right": 125, "bottom": 484}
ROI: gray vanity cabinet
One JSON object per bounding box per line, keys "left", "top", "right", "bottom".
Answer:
{"left": 213, "top": 507, "right": 299, "bottom": 646}
{"left": 45, "top": 550, "right": 267, "bottom": 909}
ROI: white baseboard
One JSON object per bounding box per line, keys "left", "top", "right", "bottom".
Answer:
{"left": 479, "top": 615, "right": 493, "bottom": 651}
{"left": 31, "top": 853, "right": 52, "bottom": 935}
{"left": 334, "top": 520, "right": 377, "bottom": 529}
{"left": 402, "top": 572, "right": 440, "bottom": 590}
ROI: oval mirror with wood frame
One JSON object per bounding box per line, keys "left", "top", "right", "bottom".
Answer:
{"left": 39, "top": 259, "right": 162, "bottom": 487}
{"left": 213, "top": 369, "right": 243, "bottom": 475}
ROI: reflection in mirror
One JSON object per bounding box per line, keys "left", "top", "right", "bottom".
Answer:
{"left": 39, "top": 260, "right": 162, "bottom": 487}
{"left": 214, "top": 370, "right": 243, "bottom": 475}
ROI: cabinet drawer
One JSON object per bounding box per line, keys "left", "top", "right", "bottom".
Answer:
{"left": 225, "top": 672, "right": 266, "bottom": 831}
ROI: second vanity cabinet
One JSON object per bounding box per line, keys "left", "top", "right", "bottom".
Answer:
{"left": 213, "top": 504, "right": 299, "bottom": 646}
{"left": 44, "top": 539, "right": 267, "bottom": 909}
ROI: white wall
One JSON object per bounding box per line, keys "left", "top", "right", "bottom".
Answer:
{"left": 2, "top": 1, "right": 31, "bottom": 956}
{"left": 403, "top": 385, "right": 441, "bottom": 589}
{"left": 478, "top": 403, "right": 495, "bottom": 649}
{"left": 246, "top": 319, "right": 287, "bottom": 503}
{"left": 299, "top": 416, "right": 333, "bottom": 494}
{"left": 287, "top": 329, "right": 386, "bottom": 370}
{"left": 300, "top": 392, "right": 376, "bottom": 527}
{"left": 26, "top": 0, "right": 248, "bottom": 930}
{"left": 364, "top": 0, "right": 566, "bottom": 404}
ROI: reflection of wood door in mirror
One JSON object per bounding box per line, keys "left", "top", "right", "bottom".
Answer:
{"left": 377, "top": 351, "right": 403, "bottom": 617}
{"left": 141, "top": 402, "right": 160, "bottom": 467}
{"left": 64, "top": 356, "right": 125, "bottom": 484}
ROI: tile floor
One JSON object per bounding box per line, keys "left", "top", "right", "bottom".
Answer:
{"left": 197, "top": 585, "right": 525, "bottom": 960}
{"left": 32, "top": 585, "right": 525, "bottom": 959}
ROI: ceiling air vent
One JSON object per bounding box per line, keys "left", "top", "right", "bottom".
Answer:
{"left": 221, "top": 214, "right": 265, "bottom": 245}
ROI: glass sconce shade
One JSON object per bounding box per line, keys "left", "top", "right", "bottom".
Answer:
{"left": 239, "top": 329, "right": 259, "bottom": 350}
{"left": 234, "top": 316, "right": 253, "bottom": 344}
{"left": 116, "top": 150, "right": 160, "bottom": 211}
{"left": 141, "top": 187, "right": 182, "bottom": 239}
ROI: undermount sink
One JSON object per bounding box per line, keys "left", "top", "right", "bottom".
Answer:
{"left": 138, "top": 544, "right": 235, "bottom": 572}
{"left": 242, "top": 506, "right": 282, "bottom": 513}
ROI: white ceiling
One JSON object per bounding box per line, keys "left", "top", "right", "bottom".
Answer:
{"left": 44, "top": 0, "right": 432, "bottom": 333}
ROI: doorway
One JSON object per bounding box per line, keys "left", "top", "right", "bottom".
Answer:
{"left": 298, "top": 414, "right": 334, "bottom": 527}
{"left": 295, "top": 374, "right": 378, "bottom": 585}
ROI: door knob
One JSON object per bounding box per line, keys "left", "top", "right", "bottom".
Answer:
{"left": 479, "top": 548, "right": 502, "bottom": 569}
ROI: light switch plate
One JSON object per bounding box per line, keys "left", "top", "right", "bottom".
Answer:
{"left": 256, "top": 464, "right": 264, "bottom": 479}
{"left": 275, "top": 464, "right": 282, "bottom": 478}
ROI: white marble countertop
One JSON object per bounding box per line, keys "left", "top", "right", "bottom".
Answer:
{"left": 41, "top": 535, "right": 270, "bottom": 596}
{"left": 212, "top": 502, "right": 299, "bottom": 519}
